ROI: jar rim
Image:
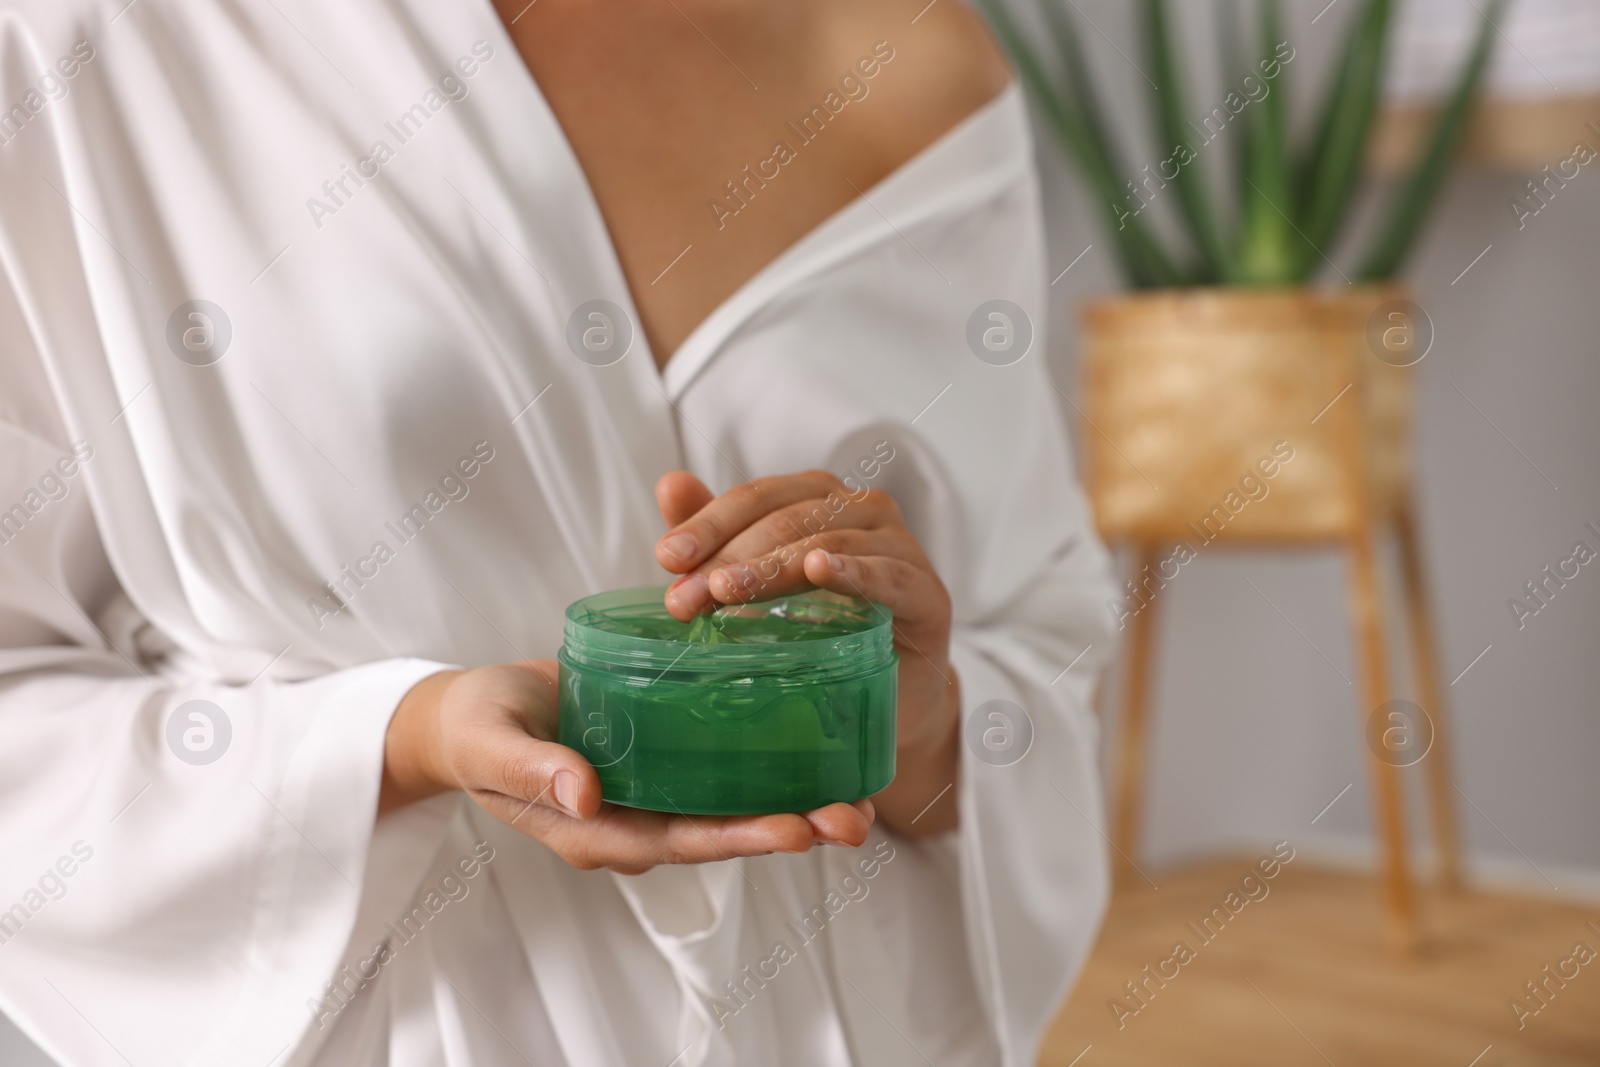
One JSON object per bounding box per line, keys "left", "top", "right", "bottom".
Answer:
{"left": 561, "top": 586, "right": 895, "bottom": 679}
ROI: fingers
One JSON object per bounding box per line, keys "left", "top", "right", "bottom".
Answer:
{"left": 710, "top": 493, "right": 887, "bottom": 566}
{"left": 662, "top": 490, "right": 902, "bottom": 619}
{"left": 805, "top": 799, "right": 875, "bottom": 846}
{"left": 688, "top": 496, "right": 889, "bottom": 602}
{"left": 607, "top": 863, "right": 658, "bottom": 876}
{"left": 487, "top": 797, "right": 876, "bottom": 871}
{"left": 615, "top": 799, "right": 873, "bottom": 872}
{"left": 802, "top": 548, "right": 950, "bottom": 629}
{"left": 655, "top": 471, "right": 714, "bottom": 529}
{"left": 654, "top": 471, "right": 848, "bottom": 575}
{"left": 501, "top": 804, "right": 819, "bottom": 869}
{"left": 699, "top": 527, "right": 886, "bottom": 609}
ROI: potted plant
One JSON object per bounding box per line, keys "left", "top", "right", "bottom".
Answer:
{"left": 979, "top": 0, "right": 1503, "bottom": 937}
{"left": 977, "top": 0, "right": 1501, "bottom": 545}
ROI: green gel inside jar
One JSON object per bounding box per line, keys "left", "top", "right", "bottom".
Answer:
{"left": 557, "top": 586, "right": 897, "bottom": 815}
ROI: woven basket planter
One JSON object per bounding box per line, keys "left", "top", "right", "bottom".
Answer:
{"left": 1082, "top": 286, "right": 1416, "bottom": 545}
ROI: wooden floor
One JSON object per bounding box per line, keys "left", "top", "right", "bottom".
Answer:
{"left": 1039, "top": 860, "right": 1600, "bottom": 1067}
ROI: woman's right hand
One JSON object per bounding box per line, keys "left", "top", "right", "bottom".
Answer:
{"left": 379, "top": 662, "right": 874, "bottom": 874}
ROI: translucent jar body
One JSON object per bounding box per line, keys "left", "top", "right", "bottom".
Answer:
{"left": 557, "top": 587, "right": 897, "bottom": 815}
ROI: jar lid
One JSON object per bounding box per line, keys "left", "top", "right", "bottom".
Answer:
{"left": 560, "top": 586, "right": 894, "bottom": 682}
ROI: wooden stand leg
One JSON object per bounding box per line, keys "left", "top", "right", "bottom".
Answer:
{"left": 1345, "top": 529, "right": 1421, "bottom": 950}
{"left": 1396, "top": 502, "right": 1466, "bottom": 892}
{"left": 1112, "top": 545, "right": 1160, "bottom": 890}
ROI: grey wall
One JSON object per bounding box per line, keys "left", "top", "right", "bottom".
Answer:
{"left": 1030, "top": 0, "right": 1600, "bottom": 889}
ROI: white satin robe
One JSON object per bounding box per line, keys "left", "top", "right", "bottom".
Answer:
{"left": 0, "top": 2, "right": 1117, "bottom": 1065}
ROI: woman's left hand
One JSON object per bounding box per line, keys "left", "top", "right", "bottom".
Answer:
{"left": 653, "top": 469, "right": 961, "bottom": 835}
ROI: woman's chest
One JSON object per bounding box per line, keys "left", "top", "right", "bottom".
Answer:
{"left": 489, "top": 0, "right": 1003, "bottom": 364}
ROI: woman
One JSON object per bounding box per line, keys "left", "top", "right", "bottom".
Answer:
{"left": 0, "top": 0, "right": 1116, "bottom": 1064}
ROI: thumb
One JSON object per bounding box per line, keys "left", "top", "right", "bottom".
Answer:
{"left": 457, "top": 712, "right": 600, "bottom": 821}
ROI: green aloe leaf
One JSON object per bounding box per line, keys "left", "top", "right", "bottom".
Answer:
{"left": 1233, "top": 0, "right": 1298, "bottom": 284}
{"left": 1357, "top": 0, "right": 1504, "bottom": 279}
{"left": 978, "top": 0, "right": 1183, "bottom": 285}
{"left": 1294, "top": 0, "right": 1392, "bottom": 280}
{"left": 1040, "top": 0, "right": 1115, "bottom": 154}
{"left": 1218, "top": 0, "right": 1252, "bottom": 201}
{"left": 1033, "top": 0, "right": 1189, "bottom": 285}
{"left": 1142, "top": 0, "right": 1228, "bottom": 280}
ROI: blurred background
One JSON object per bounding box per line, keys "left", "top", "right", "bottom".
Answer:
{"left": 1030, "top": 0, "right": 1599, "bottom": 893}
{"left": 1008, "top": 0, "right": 1600, "bottom": 1063}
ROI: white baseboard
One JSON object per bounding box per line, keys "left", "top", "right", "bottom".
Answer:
{"left": 1156, "top": 832, "right": 1600, "bottom": 905}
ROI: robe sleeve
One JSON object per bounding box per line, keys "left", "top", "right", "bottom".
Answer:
{"left": 838, "top": 396, "right": 1119, "bottom": 1067}
{"left": 0, "top": 22, "right": 454, "bottom": 1067}
{"left": 945, "top": 560, "right": 1117, "bottom": 1067}
{"left": 810, "top": 139, "right": 1120, "bottom": 1063}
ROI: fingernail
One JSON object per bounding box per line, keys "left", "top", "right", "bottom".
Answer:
{"left": 658, "top": 531, "right": 697, "bottom": 565}
{"left": 824, "top": 551, "right": 846, "bottom": 573}
{"left": 667, "top": 573, "right": 708, "bottom": 612}
{"left": 552, "top": 771, "right": 581, "bottom": 817}
{"left": 713, "top": 564, "right": 756, "bottom": 598}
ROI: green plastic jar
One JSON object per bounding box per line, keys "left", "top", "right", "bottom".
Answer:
{"left": 557, "top": 586, "right": 897, "bottom": 815}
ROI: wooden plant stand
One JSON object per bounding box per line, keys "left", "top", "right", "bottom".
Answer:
{"left": 1081, "top": 287, "right": 1464, "bottom": 950}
